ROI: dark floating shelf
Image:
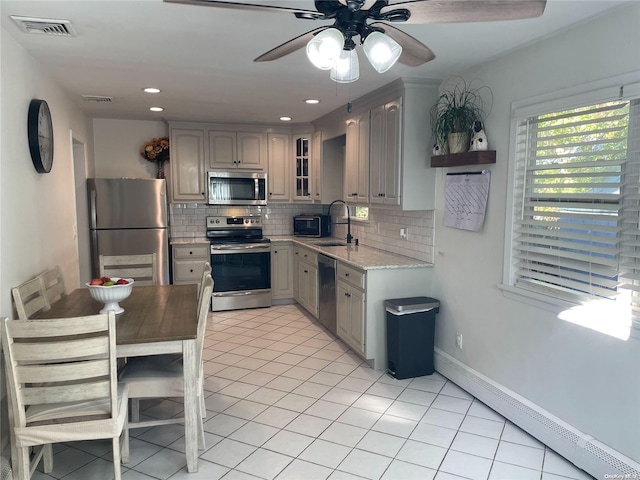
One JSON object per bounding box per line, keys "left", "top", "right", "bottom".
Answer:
{"left": 431, "top": 150, "right": 496, "bottom": 168}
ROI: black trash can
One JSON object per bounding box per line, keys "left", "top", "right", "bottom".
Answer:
{"left": 385, "top": 296, "right": 440, "bottom": 380}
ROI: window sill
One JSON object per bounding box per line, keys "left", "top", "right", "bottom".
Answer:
{"left": 498, "top": 284, "right": 576, "bottom": 314}
{"left": 499, "top": 284, "right": 640, "bottom": 341}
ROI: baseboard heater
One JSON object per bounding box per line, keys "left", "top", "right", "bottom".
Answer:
{"left": 434, "top": 348, "right": 640, "bottom": 478}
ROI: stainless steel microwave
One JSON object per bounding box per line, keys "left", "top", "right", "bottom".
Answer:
{"left": 207, "top": 171, "right": 267, "bottom": 205}
{"left": 293, "top": 214, "right": 331, "bottom": 237}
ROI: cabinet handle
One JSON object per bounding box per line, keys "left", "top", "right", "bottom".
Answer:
{"left": 189, "top": 251, "right": 193, "bottom": 255}
{"left": 351, "top": 193, "right": 358, "bottom": 196}
{"left": 274, "top": 250, "right": 278, "bottom": 254}
{"left": 304, "top": 270, "right": 308, "bottom": 273}
{"left": 345, "top": 273, "right": 350, "bottom": 277}
{"left": 189, "top": 269, "right": 193, "bottom": 273}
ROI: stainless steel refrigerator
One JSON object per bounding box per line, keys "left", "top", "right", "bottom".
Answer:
{"left": 88, "top": 178, "right": 169, "bottom": 284}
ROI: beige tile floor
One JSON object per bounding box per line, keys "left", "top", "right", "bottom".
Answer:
{"left": 33, "top": 304, "right": 594, "bottom": 480}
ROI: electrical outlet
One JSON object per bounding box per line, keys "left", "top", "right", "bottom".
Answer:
{"left": 188, "top": 215, "right": 197, "bottom": 226}
{"left": 400, "top": 228, "right": 408, "bottom": 239}
{"left": 456, "top": 333, "right": 463, "bottom": 349}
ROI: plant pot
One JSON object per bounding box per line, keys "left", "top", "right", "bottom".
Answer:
{"left": 448, "top": 132, "right": 469, "bottom": 154}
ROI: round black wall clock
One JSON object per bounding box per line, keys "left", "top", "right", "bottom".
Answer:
{"left": 28, "top": 99, "right": 54, "bottom": 173}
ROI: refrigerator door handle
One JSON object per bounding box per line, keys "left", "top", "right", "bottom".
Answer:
{"left": 90, "top": 229, "right": 99, "bottom": 278}
{"left": 89, "top": 187, "right": 98, "bottom": 229}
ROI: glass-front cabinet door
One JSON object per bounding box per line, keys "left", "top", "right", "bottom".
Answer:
{"left": 293, "top": 134, "right": 312, "bottom": 201}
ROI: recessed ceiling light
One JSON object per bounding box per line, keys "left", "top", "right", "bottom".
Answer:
{"left": 143, "top": 87, "right": 161, "bottom": 93}
{"left": 305, "top": 99, "right": 320, "bottom": 104}
{"left": 150, "top": 107, "right": 164, "bottom": 112}
{"left": 280, "top": 116, "right": 292, "bottom": 121}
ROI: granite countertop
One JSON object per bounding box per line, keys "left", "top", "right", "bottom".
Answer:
{"left": 170, "top": 235, "right": 432, "bottom": 270}
{"left": 268, "top": 236, "right": 433, "bottom": 271}
{"left": 170, "top": 237, "right": 210, "bottom": 245}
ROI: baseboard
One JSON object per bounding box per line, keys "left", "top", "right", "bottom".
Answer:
{"left": 434, "top": 348, "right": 640, "bottom": 478}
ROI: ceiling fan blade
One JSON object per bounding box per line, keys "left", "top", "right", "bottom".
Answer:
{"left": 163, "top": 0, "right": 324, "bottom": 18}
{"left": 382, "top": 0, "right": 547, "bottom": 25}
{"left": 254, "top": 27, "right": 327, "bottom": 62}
{"left": 369, "top": 22, "right": 435, "bottom": 66}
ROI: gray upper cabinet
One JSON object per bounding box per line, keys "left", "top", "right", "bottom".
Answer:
{"left": 315, "top": 78, "right": 438, "bottom": 211}
{"left": 345, "top": 112, "right": 370, "bottom": 204}
{"left": 370, "top": 98, "right": 401, "bottom": 206}
{"left": 267, "top": 132, "right": 291, "bottom": 202}
{"left": 169, "top": 127, "right": 206, "bottom": 203}
{"left": 209, "top": 130, "right": 266, "bottom": 171}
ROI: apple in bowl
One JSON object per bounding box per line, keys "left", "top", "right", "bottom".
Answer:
{"left": 86, "top": 277, "right": 135, "bottom": 314}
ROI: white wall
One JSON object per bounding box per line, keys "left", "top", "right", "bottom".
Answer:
{"left": 431, "top": 4, "right": 640, "bottom": 462}
{"left": 0, "top": 26, "right": 93, "bottom": 449}
{"left": 92, "top": 118, "right": 168, "bottom": 179}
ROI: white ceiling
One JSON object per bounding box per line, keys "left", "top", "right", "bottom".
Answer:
{"left": 0, "top": 0, "right": 626, "bottom": 125}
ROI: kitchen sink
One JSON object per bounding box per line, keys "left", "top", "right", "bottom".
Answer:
{"left": 313, "top": 241, "right": 347, "bottom": 247}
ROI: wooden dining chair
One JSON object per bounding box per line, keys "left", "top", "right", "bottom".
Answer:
{"left": 1, "top": 312, "right": 129, "bottom": 480}
{"left": 11, "top": 276, "right": 50, "bottom": 320}
{"left": 198, "top": 261, "right": 211, "bottom": 303}
{"left": 38, "top": 265, "right": 66, "bottom": 305}
{"left": 99, "top": 253, "right": 158, "bottom": 286}
{"left": 120, "top": 274, "right": 213, "bottom": 449}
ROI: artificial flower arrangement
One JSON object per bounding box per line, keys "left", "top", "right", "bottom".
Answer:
{"left": 140, "top": 137, "right": 170, "bottom": 163}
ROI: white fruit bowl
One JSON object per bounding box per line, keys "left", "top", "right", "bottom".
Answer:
{"left": 86, "top": 278, "right": 134, "bottom": 314}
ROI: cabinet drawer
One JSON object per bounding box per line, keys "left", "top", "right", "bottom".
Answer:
{"left": 173, "top": 245, "right": 209, "bottom": 260}
{"left": 174, "top": 260, "right": 206, "bottom": 283}
{"left": 294, "top": 246, "right": 317, "bottom": 266}
{"left": 337, "top": 263, "right": 365, "bottom": 289}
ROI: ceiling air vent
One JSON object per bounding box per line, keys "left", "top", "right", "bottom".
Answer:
{"left": 10, "top": 16, "right": 76, "bottom": 37}
{"left": 82, "top": 95, "right": 113, "bottom": 103}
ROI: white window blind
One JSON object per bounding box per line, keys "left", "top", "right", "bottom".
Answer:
{"left": 512, "top": 100, "right": 630, "bottom": 301}
{"left": 620, "top": 99, "right": 640, "bottom": 332}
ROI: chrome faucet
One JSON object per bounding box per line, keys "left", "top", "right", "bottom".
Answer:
{"left": 328, "top": 199, "right": 353, "bottom": 244}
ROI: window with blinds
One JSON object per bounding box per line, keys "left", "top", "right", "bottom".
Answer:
{"left": 511, "top": 100, "right": 634, "bottom": 304}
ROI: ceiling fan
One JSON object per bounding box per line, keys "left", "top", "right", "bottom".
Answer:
{"left": 165, "top": 0, "right": 547, "bottom": 82}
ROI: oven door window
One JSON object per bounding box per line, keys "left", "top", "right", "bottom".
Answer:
{"left": 211, "top": 251, "right": 271, "bottom": 292}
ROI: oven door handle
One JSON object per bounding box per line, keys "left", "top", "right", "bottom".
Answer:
{"left": 212, "top": 291, "right": 257, "bottom": 297}
{"left": 210, "top": 244, "right": 271, "bottom": 253}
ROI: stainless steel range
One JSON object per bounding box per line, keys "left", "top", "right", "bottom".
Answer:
{"left": 206, "top": 215, "right": 271, "bottom": 311}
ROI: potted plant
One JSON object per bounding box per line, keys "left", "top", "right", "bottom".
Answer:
{"left": 430, "top": 78, "right": 492, "bottom": 155}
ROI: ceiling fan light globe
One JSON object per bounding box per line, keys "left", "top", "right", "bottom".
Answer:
{"left": 330, "top": 49, "right": 359, "bottom": 83}
{"left": 363, "top": 31, "right": 402, "bottom": 73}
{"left": 306, "top": 28, "right": 345, "bottom": 70}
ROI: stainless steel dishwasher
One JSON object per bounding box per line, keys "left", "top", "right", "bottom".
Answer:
{"left": 318, "top": 254, "right": 337, "bottom": 334}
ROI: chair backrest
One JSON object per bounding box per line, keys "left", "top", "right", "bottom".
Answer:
{"left": 196, "top": 275, "right": 214, "bottom": 371}
{"left": 1, "top": 312, "right": 118, "bottom": 433}
{"left": 38, "top": 265, "right": 66, "bottom": 305}
{"left": 198, "top": 262, "right": 211, "bottom": 304}
{"left": 99, "top": 253, "right": 158, "bottom": 286}
{"left": 11, "top": 276, "right": 50, "bottom": 320}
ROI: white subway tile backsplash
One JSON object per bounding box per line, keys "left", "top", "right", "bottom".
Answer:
{"left": 170, "top": 203, "right": 434, "bottom": 263}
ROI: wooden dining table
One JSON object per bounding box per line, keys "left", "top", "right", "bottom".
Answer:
{"left": 33, "top": 284, "right": 202, "bottom": 473}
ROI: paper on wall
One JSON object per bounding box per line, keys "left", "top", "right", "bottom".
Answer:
{"left": 444, "top": 171, "right": 490, "bottom": 232}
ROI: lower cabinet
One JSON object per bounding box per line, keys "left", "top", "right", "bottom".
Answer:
{"left": 293, "top": 245, "right": 318, "bottom": 317}
{"left": 172, "top": 244, "right": 210, "bottom": 284}
{"left": 271, "top": 244, "right": 293, "bottom": 300}
{"left": 337, "top": 280, "right": 365, "bottom": 356}
{"left": 336, "top": 262, "right": 366, "bottom": 356}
